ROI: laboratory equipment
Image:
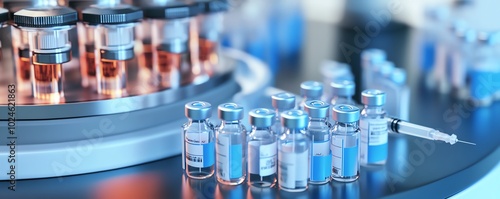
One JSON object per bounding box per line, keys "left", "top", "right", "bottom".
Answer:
{"left": 14, "top": 1, "right": 78, "bottom": 103}
{"left": 142, "top": 1, "right": 200, "bottom": 88}
{"left": 303, "top": 100, "right": 332, "bottom": 184}
{"left": 331, "top": 104, "right": 360, "bottom": 182}
{"left": 330, "top": 80, "right": 356, "bottom": 106}
{"left": 196, "top": 0, "right": 228, "bottom": 77}
{"left": 361, "top": 49, "right": 386, "bottom": 90}
{"left": 82, "top": 1, "right": 142, "bottom": 97}
{"left": 216, "top": 103, "right": 247, "bottom": 185}
{"left": 183, "top": 101, "right": 216, "bottom": 179}
{"left": 360, "top": 89, "right": 388, "bottom": 166}
{"left": 247, "top": 108, "right": 277, "bottom": 188}
{"left": 298, "top": 81, "right": 323, "bottom": 110}
{"left": 387, "top": 117, "right": 476, "bottom": 145}
{"left": 271, "top": 92, "right": 296, "bottom": 135}
{"left": 278, "top": 109, "right": 310, "bottom": 192}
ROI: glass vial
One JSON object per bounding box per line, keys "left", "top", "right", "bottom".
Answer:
{"left": 331, "top": 104, "right": 360, "bottom": 182}
{"left": 182, "top": 101, "right": 215, "bottom": 179}
{"left": 12, "top": 28, "right": 32, "bottom": 91}
{"left": 79, "top": 25, "right": 97, "bottom": 88}
{"left": 360, "top": 90, "right": 388, "bottom": 166}
{"left": 216, "top": 103, "right": 247, "bottom": 185}
{"left": 247, "top": 108, "right": 277, "bottom": 188}
{"left": 330, "top": 80, "right": 356, "bottom": 106}
{"left": 271, "top": 92, "right": 296, "bottom": 136}
{"left": 278, "top": 110, "right": 310, "bottom": 192}
{"left": 303, "top": 100, "right": 331, "bottom": 184}
{"left": 361, "top": 49, "right": 386, "bottom": 90}
{"left": 299, "top": 81, "right": 323, "bottom": 110}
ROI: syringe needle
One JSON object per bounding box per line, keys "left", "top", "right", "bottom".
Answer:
{"left": 457, "top": 140, "right": 476, "bottom": 145}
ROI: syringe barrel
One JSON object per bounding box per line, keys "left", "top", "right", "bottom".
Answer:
{"left": 387, "top": 117, "right": 435, "bottom": 140}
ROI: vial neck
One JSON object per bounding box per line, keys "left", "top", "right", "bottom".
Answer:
{"left": 335, "top": 122, "right": 358, "bottom": 131}
{"left": 309, "top": 117, "right": 328, "bottom": 123}
{"left": 332, "top": 95, "right": 353, "bottom": 104}
{"left": 252, "top": 126, "right": 272, "bottom": 132}
{"left": 285, "top": 127, "right": 305, "bottom": 134}
{"left": 189, "top": 119, "right": 209, "bottom": 125}
{"left": 363, "top": 105, "right": 385, "bottom": 114}
{"left": 220, "top": 120, "right": 240, "bottom": 127}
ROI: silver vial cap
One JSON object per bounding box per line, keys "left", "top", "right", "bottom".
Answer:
{"left": 361, "top": 89, "right": 386, "bottom": 106}
{"left": 218, "top": 103, "right": 244, "bottom": 121}
{"left": 330, "top": 80, "right": 355, "bottom": 97}
{"left": 332, "top": 104, "right": 360, "bottom": 123}
{"left": 303, "top": 100, "right": 329, "bottom": 118}
{"left": 249, "top": 108, "right": 275, "bottom": 128}
{"left": 185, "top": 101, "right": 211, "bottom": 120}
{"left": 361, "top": 48, "right": 386, "bottom": 64}
{"left": 281, "top": 110, "right": 309, "bottom": 129}
{"left": 300, "top": 81, "right": 323, "bottom": 98}
{"left": 272, "top": 92, "right": 296, "bottom": 110}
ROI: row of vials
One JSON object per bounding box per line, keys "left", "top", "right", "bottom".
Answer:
{"left": 3, "top": 0, "right": 226, "bottom": 103}
{"left": 181, "top": 88, "right": 390, "bottom": 192}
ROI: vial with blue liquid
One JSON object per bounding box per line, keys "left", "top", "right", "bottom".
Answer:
{"left": 331, "top": 104, "right": 360, "bottom": 182}
{"left": 360, "top": 90, "right": 388, "bottom": 166}
{"left": 272, "top": 92, "right": 296, "bottom": 136}
{"left": 216, "top": 103, "right": 247, "bottom": 185}
{"left": 299, "top": 81, "right": 323, "bottom": 110}
{"left": 182, "top": 101, "right": 215, "bottom": 179}
{"left": 330, "top": 80, "right": 356, "bottom": 106}
{"left": 247, "top": 108, "right": 277, "bottom": 188}
{"left": 303, "top": 100, "right": 332, "bottom": 184}
{"left": 278, "top": 110, "right": 310, "bottom": 192}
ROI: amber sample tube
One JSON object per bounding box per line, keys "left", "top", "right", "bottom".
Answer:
{"left": 98, "top": 59, "right": 127, "bottom": 97}
{"left": 32, "top": 62, "right": 64, "bottom": 102}
{"left": 156, "top": 50, "right": 183, "bottom": 88}
{"left": 140, "top": 41, "right": 154, "bottom": 70}
{"left": 81, "top": 43, "right": 97, "bottom": 88}
{"left": 18, "top": 48, "right": 32, "bottom": 82}
{"left": 198, "top": 38, "right": 217, "bottom": 77}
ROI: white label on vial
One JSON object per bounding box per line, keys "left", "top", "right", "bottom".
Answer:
{"left": 248, "top": 141, "right": 277, "bottom": 176}
{"left": 185, "top": 133, "right": 213, "bottom": 168}
{"left": 360, "top": 118, "right": 388, "bottom": 163}
{"left": 278, "top": 149, "right": 309, "bottom": 189}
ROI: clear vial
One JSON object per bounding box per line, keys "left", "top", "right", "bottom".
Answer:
{"left": 331, "top": 104, "right": 360, "bottom": 182}
{"left": 361, "top": 49, "right": 386, "bottom": 90}
{"left": 278, "top": 110, "right": 310, "bottom": 192}
{"left": 303, "top": 100, "right": 331, "bottom": 184}
{"left": 299, "top": 81, "right": 323, "bottom": 110}
{"left": 330, "top": 80, "right": 356, "bottom": 106}
{"left": 271, "top": 92, "right": 296, "bottom": 136}
{"left": 216, "top": 103, "right": 247, "bottom": 185}
{"left": 247, "top": 108, "right": 277, "bottom": 188}
{"left": 360, "top": 90, "right": 388, "bottom": 166}
{"left": 389, "top": 68, "right": 410, "bottom": 120}
{"left": 182, "top": 101, "right": 215, "bottom": 179}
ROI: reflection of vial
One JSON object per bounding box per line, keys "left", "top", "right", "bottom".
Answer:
{"left": 303, "top": 100, "right": 331, "bottom": 184}
{"left": 82, "top": 4, "right": 142, "bottom": 97}
{"left": 299, "top": 81, "right": 323, "bottom": 110}
{"left": 278, "top": 110, "right": 310, "bottom": 192}
{"left": 271, "top": 92, "right": 296, "bottom": 136}
{"left": 182, "top": 101, "right": 215, "bottom": 179}
{"left": 216, "top": 103, "right": 247, "bottom": 185}
{"left": 331, "top": 104, "right": 360, "bottom": 182}
{"left": 144, "top": 2, "right": 199, "bottom": 88}
{"left": 330, "top": 80, "right": 355, "bottom": 106}
{"left": 247, "top": 108, "right": 277, "bottom": 188}
{"left": 197, "top": 0, "right": 228, "bottom": 76}
{"left": 14, "top": 5, "right": 78, "bottom": 103}
{"left": 360, "top": 90, "right": 387, "bottom": 166}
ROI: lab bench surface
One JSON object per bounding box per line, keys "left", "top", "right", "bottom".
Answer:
{"left": 1, "top": 21, "right": 500, "bottom": 198}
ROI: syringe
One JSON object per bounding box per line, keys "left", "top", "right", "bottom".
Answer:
{"left": 387, "top": 117, "right": 476, "bottom": 145}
